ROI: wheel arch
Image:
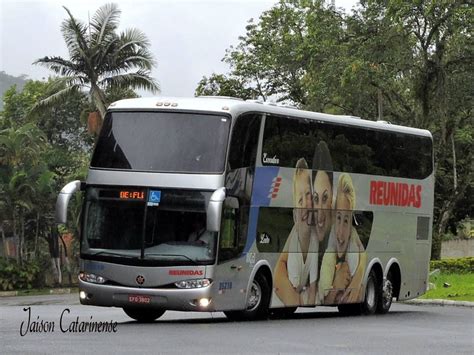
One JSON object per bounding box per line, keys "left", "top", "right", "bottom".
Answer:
{"left": 246, "top": 260, "right": 273, "bottom": 294}
{"left": 363, "top": 258, "right": 384, "bottom": 292}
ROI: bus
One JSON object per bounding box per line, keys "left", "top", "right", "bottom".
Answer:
{"left": 56, "top": 97, "right": 434, "bottom": 322}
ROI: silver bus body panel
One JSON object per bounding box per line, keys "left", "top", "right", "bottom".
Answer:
{"left": 79, "top": 259, "right": 248, "bottom": 311}
{"left": 205, "top": 256, "right": 252, "bottom": 311}
{"left": 109, "top": 96, "right": 432, "bottom": 139}
{"left": 87, "top": 169, "right": 225, "bottom": 190}
{"left": 79, "top": 280, "right": 214, "bottom": 311}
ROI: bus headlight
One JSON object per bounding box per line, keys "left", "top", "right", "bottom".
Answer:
{"left": 175, "top": 278, "right": 211, "bottom": 289}
{"left": 79, "top": 272, "right": 107, "bottom": 284}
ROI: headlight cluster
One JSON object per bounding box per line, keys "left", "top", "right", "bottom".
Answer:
{"left": 175, "top": 278, "right": 211, "bottom": 289}
{"left": 79, "top": 272, "right": 106, "bottom": 284}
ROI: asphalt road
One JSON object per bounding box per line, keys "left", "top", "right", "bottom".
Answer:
{"left": 1, "top": 294, "right": 473, "bottom": 354}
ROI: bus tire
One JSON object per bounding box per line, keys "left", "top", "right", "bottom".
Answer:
{"left": 362, "top": 269, "right": 379, "bottom": 315}
{"left": 224, "top": 272, "right": 270, "bottom": 321}
{"left": 376, "top": 272, "right": 393, "bottom": 314}
{"left": 123, "top": 307, "right": 165, "bottom": 322}
{"left": 270, "top": 307, "right": 297, "bottom": 319}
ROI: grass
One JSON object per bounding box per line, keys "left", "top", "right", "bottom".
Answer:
{"left": 420, "top": 272, "right": 474, "bottom": 302}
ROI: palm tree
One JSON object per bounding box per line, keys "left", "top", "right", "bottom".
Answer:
{"left": 0, "top": 123, "right": 48, "bottom": 263}
{"left": 34, "top": 3, "right": 159, "bottom": 130}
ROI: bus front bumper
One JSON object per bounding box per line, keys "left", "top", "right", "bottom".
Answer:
{"left": 78, "top": 280, "right": 215, "bottom": 311}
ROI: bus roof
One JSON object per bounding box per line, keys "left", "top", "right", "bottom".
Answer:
{"left": 108, "top": 96, "right": 432, "bottom": 138}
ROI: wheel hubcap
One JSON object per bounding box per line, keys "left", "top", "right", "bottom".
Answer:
{"left": 366, "top": 277, "right": 375, "bottom": 308}
{"left": 383, "top": 279, "right": 393, "bottom": 307}
{"left": 247, "top": 280, "right": 262, "bottom": 311}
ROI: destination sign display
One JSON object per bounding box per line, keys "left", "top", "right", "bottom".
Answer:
{"left": 98, "top": 189, "right": 147, "bottom": 201}
{"left": 119, "top": 190, "right": 145, "bottom": 200}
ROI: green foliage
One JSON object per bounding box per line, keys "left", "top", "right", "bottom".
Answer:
{"left": 430, "top": 257, "right": 474, "bottom": 274}
{"left": 0, "top": 78, "right": 91, "bottom": 269}
{"left": 0, "top": 258, "right": 43, "bottom": 290}
{"left": 33, "top": 3, "right": 159, "bottom": 121}
{"left": 456, "top": 218, "right": 473, "bottom": 239}
{"left": 195, "top": 73, "right": 257, "bottom": 100}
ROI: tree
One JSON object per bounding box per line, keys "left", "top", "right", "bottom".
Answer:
{"left": 195, "top": 73, "right": 257, "bottom": 99}
{"left": 0, "top": 123, "right": 51, "bottom": 264}
{"left": 1, "top": 80, "right": 90, "bottom": 283}
{"left": 223, "top": 1, "right": 319, "bottom": 104}
{"left": 33, "top": 3, "right": 159, "bottom": 130}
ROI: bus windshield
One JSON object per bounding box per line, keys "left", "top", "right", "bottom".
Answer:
{"left": 91, "top": 111, "right": 231, "bottom": 173}
{"left": 81, "top": 187, "right": 217, "bottom": 265}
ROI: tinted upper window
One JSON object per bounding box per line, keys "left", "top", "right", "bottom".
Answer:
{"left": 228, "top": 113, "right": 262, "bottom": 170}
{"left": 91, "top": 111, "right": 231, "bottom": 173}
{"left": 262, "top": 115, "right": 432, "bottom": 179}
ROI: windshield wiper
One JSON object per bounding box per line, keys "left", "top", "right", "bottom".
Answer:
{"left": 90, "top": 251, "right": 139, "bottom": 258}
{"left": 144, "top": 253, "right": 200, "bottom": 264}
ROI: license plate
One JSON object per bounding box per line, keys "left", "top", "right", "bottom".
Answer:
{"left": 128, "top": 295, "right": 151, "bottom": 304}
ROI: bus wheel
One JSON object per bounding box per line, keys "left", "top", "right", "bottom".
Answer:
{"left": 224, "top": 273, "right": 270, "bottom": 321}
{"left": 123, "top": 307, "right": 165, "bottom": 322}
{"left": 376, "top": 273, "right": 393, "bottom": 314}
{"left": 270, "top": 307, "right": 297, "bottom": 319}
{"left": 362, "top": 270, "right": 379, "bottom": 315}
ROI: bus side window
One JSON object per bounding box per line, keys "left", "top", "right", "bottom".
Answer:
{"left": 220, "top": 207, "right": 237, "bottom": 248}
{"left": 228, "top": 114, "right": 262, "bottom": 170}
{"left": 218, "top": 197, "right": 244, "bottom": 262}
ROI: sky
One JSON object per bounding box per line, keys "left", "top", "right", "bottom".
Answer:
{"left": 0, "top": 0, "right": 358, "bottom": 97}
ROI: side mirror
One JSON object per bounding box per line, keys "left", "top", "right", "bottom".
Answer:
{"left": 224, "top": 196, "right": 239, "bottom": 209}
{"left": 55, "top": 180, "right": 83, "bottom": 224}
{"left": 207, "top": 187, "right": 226, "bottom": 232}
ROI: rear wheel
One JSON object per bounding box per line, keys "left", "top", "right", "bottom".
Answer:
{"left": 376, "top": 272, "right": 393, "bottom": 314}
{"left": 123, "top": 307, "right": 165, "bottom": 322}
{"left": 224, "top": 273, "right": 270, "bottom": 321}
{"left": 362, "top": 270, "right": 379, "bottom": 315}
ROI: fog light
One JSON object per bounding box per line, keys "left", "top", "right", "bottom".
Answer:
{"left": 198, "top": 298, "right": 210, "bottom": 307}
{"left": 79, "top": 291, "right": 87, "bottom": 300}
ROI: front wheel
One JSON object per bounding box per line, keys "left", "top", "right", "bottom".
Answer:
{"left": 224, "top": 273, "right": 270, "bottom": 321}
{"left": 123, "top": 307, "right": 165, "bottom": 322}
{"left": 362, "top": 270, "right": 379, "bottom": 315}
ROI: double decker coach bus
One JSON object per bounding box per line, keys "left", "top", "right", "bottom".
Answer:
{"left": 56, "top": 97, "right": 434, "bottom": 322}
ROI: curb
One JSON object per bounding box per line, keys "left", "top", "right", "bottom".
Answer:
{"left": 404, "top": 299, "right": 474, "bottom": 308}
{"left": 49, "top": 288, "right": 72, "bottom": 295}
{"left": 0, "top": 288, "right": 74, "bottom": 297}
{"left": 0, "top": 291, "right": 18, "bottom": 297}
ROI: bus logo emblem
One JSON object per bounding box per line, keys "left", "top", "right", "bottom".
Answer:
{"left": 268, "top": 176, "right": 282, "bottom": 199}
{"left": 136, "top": 275, "right": 145, "bottom": 285}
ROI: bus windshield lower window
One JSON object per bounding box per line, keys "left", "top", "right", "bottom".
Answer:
{"left": 81, "top": 187, "right": 216, "bottom": 265}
